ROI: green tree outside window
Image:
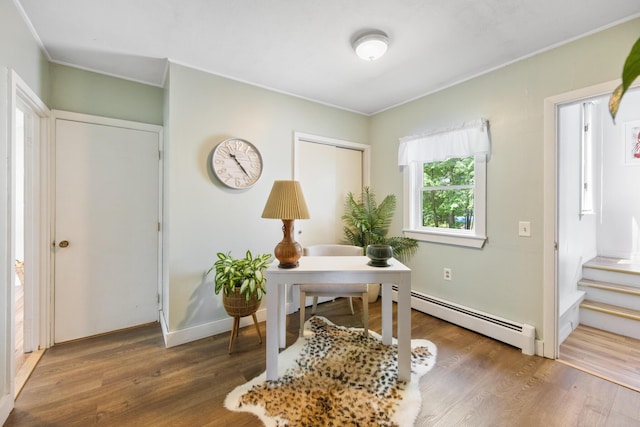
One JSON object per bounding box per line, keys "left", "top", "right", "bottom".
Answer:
{"left": 421, "top": 157, "right": 475, "bottom": 230}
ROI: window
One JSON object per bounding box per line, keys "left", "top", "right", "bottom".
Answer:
{"left": 422, "top": 156, "right": 475, "bottom": 229}
{"left": 580, "top": 102, "right": 594, "bottom": 216}
{"left": 398, "top": 119, "right": 489, "bottom": 248}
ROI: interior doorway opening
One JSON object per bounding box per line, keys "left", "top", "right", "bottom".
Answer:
{"left": 554, "top": 87, "right": 640, "bottom": 391}
{"left": 11, "top": 75, "right": 48, "bottom": 399}
{"left": 13, "top": 105, "right": 27, "bottom": 385}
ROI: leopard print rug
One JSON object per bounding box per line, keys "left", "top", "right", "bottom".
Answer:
{"left": 225, "top": 316, "right": 437, "bottom": 426}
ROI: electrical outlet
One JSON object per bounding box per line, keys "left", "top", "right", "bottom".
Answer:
{"left": 518, "top": 221, "right": 531, "bottom": 237}
{"left": 443, "top": 268, "right": 452, "bottom": 281}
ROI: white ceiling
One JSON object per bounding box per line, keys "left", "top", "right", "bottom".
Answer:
{"left": 15, "top": 0, "right": 640, "bottom": 115}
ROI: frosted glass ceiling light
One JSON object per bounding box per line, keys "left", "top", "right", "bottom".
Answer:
{"left": 353, "top": 31, "right": 389, "bottom": 61}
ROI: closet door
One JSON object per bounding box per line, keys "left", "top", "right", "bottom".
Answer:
{"left": 296, "top": 138, "right": 364, "bottom": 247}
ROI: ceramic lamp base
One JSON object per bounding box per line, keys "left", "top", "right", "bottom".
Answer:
{"left": 274, "top": 219, "right": 302, "bottom": 268}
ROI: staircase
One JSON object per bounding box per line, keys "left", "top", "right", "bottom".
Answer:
{"left": 578, "top": 257, "right": 640, "bottom": 340}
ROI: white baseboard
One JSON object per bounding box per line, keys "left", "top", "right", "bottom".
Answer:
{"left": 558, "top": 291, "right": 585, "bottom": 345}
{"left": 160, "top": 302, "right": 296, "bottom": 348}
{"left": 394, "top": 288, "right": 536, "bottom": 355}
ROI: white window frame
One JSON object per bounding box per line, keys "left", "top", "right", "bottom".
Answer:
{"left": 580, "top": 102, "right": 595, "bottom": 216}
{"left": 403, "top": 153, "right": 487, "bottom": 248}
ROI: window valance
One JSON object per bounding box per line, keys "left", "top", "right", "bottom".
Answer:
{"left": 398, "top": 118, "right": 490, "bottom": 166}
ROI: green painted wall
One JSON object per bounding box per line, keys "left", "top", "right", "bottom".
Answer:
{"left": 164, "top": 63, "right": 368, "bottom": 332}
{"left": 0, "top": 0, "right": 50, "bottom": 420}
{"left": 0, "top": 0, "right": 49, "bottom": 101}
{"left": 3, "top": 0, "right": 639, "bottom": 349}
{"left": 49, "top": 63, "right": 163, "bottom": 125}
{"left": 369, "top": 18, "right": 640, "bottom": 338}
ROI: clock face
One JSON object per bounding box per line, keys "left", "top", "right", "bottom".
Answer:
{"left": 212, "top": 138, "right": 263, "bottom": 189}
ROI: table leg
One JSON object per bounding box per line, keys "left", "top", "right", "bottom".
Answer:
{"left": 381, "top": 282, "right": 392, "bottom": 345}
{"left": 266, "top": 281, "right": 279, "bottom": 381}
{"left": 279, "top": 283, "right": 286, "bottom": 349}
{"left": 397, "top": 280, "right": 411, "bottom": 381}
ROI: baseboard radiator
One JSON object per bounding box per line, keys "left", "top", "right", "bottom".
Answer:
{"left": 393, "top": 287, "right": 536, "bottom": 355}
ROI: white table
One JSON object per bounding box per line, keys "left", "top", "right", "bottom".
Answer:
{"left": 265, "top": 255, "right": 412, "bottom": 381}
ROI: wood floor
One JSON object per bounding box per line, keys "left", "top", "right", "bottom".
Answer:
{"left": 14, "top": 280, "right": 26, "bottom": 375}
{"left": 6, "top": 299, "right": 640, "bottom": 426}
{"left": 559, "top": 324, "right": 640, "bottom": 392}
{"left": 13, "top": 271, "right": 45, "bottom": 398}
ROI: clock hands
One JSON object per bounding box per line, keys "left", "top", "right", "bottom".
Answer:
{"left": 229, "top": 153, "right": 251, "bottom": 178}
{"left": 213, "top": 138, "right": 262, "bottom": 189}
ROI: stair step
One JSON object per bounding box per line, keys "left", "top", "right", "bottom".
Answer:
{"left": 583, "top": 256, "right": 640, "bottom": 276}
{"left": 580, "top": 300, "right": 640, "bottom": 322}
{"left": 578, "top": 278, "right": 640, "bottom": 297}
{"left": 582, "top": 257, "right": 640, "bottom": 286}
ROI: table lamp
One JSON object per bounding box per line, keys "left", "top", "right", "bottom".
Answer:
{"left": 261, "top": 180, "right": 310, "bottom": 268}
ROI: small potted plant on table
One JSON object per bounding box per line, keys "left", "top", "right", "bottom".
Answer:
{"left": 342, "top": 187, "right": 418, "bottom": 302}
{"left": 208, "top": 250, "right": 271, "bottom": 353}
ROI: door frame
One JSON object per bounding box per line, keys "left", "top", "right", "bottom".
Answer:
{"left": 1, "top": 69, "right": 50, "bottom": 421}
{"left": 292, "top": 132, "right": 371, "bottom": 311}
{"left": 51, "top": 110, "right": 164, "bottom": 340}
{"left": 12, "top": 72, "right": 51, "bottom": 353}
{"left": 293, "top": 132, "right": 371, "bottom": 184}
{"left": 293, "top": 131, "right": 371, "bottom": 245}
{"left": 542, "top": 78, "right": 639, "bottom": 359}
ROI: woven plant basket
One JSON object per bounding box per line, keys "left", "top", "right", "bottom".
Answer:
{"left": 223, "top": 288, "right": 261, "bottom": 317}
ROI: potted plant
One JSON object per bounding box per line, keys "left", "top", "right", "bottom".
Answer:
{"left": 342, "top": 187, "right": 419, "bottom": 302}
{"left": 342, "top": 187, "right": 419, "bottom": 261}
{"left": 207, "top": 250, "right": 272, "bottom": 317}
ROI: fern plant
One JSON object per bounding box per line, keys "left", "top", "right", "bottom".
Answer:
{"left": 341, "top": 187, "right": 418, "bottom": 262}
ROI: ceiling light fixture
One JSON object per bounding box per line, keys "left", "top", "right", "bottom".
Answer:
{"left": 353, "top": 30, "right": 389, "bottom": 61}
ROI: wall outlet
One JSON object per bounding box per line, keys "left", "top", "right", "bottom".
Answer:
{"left": 443, "top": 268, "right": 452, "bottom": 281}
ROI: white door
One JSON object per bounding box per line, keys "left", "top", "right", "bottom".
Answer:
{"left": 294, "top": 134, "right": 368, "bottom": 308}
{"left": 296, "top": 139, "right": 365, "bottom": 246}
{"left": 54, "top": 116, "right": 161, "bottom": 343}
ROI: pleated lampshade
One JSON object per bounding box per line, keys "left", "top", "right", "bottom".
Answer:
{"left": 261, "top": 180, "right": 310, "bottom": 268}
{"left": 261, "top": 180, "right": 310, "bottom": 220}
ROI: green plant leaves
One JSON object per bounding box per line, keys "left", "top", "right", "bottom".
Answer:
{"left": 610, "top": 37, "right": 640, "bottom": 121}
{"left": 342, "top": 187, "right": 418, "bottom": 262}
{"left": 207, "top": 250, "right": 272, "bottom": 301}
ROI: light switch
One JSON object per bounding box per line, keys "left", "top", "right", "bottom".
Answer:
{"left": 519, "top": 221, "right": 531, "bottom": 237}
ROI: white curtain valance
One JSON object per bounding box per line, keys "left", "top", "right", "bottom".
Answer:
{"left": 398, "top": 118, "right": 490, "bottom": 166}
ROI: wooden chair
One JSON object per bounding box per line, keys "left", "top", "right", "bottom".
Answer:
{"left": 298, "top": 244, "right": 368, "bottom": 336}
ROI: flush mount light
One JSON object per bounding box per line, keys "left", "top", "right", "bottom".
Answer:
{"left": 352, "top": 30, "right": 389, "bottom": 61}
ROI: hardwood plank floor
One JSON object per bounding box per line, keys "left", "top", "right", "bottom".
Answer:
{"left": 6, "top": 299, "right": 640, "bottom": 426}
{"left": 559, "top": 324, "right": 640, "bottom": 392}
{"left": 14, "top": 268, "right": 45, "bottom": 398}
{"left": 14, "top": 280, "right": 26, "bottom": 375}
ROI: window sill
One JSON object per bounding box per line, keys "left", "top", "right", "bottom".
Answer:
{"left": 403, "top": 229, "right": 487, "bottom": 249}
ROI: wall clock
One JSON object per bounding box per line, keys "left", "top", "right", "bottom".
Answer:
{"left": 212, "top": 138, "right": 263, "bottom": 189}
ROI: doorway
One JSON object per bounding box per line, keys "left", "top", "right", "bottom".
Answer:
{"left": 544, "top": 81, "right": 640, "bottom": 389}
{"left": 9, "top": 71, "right": 50, "bottom": 399}
{"left": 14, "top": 106, "right": 26, "bottom": 376}
{"left": 294, "top": 132, "right": 369, "bottom": 246}
{"left": 292, "top": 132, "right": 370, "bottom": 310}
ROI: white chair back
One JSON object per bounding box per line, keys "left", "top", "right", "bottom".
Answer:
{"left": 299, "top": 244, "right": 368, "bottom": 337}
{"left": 303, "top": 244, "right": 363, "bottom": 256}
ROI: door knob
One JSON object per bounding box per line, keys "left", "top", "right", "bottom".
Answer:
{"left": 59, "top": 240, "right": 70, "bottom": 248}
